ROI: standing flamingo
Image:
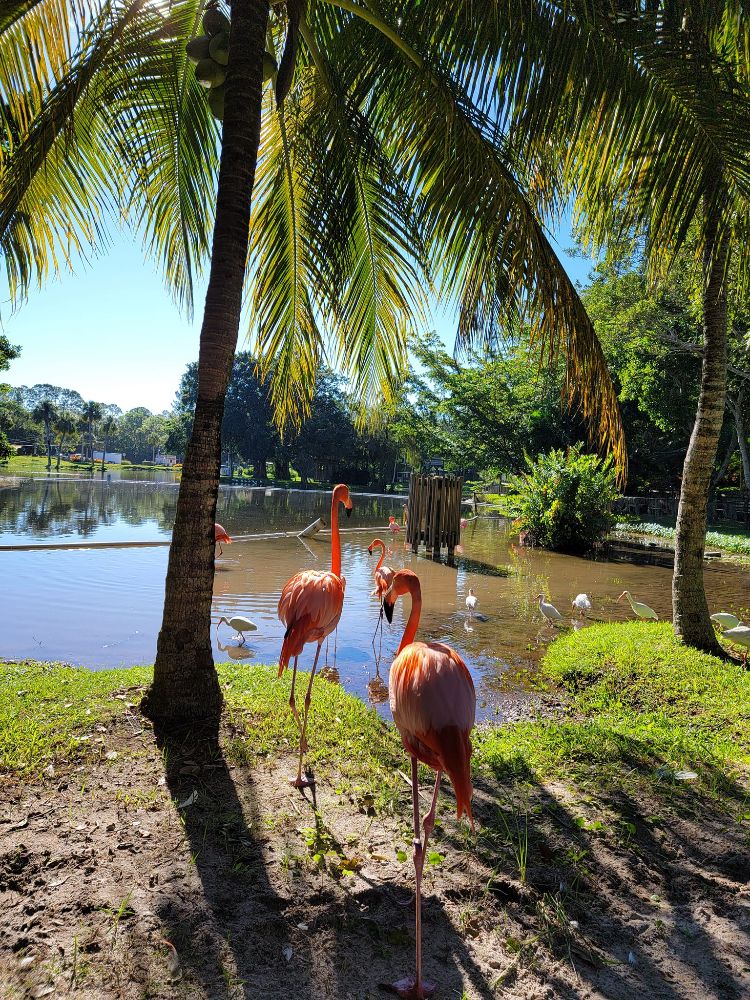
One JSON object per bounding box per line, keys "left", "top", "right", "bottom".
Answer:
{"left": 277, "top": 484, "right": 353, "bottom": 787}
{"left": 214, "top": 522, "right": 231, "bottom": 555}
{"left": 383, "top": 569, "right": 476, "bottom": 999}
{"left": 368, "top": 538, "right": 395, "bottom": 601}
{"left": 388, "top": 515, "right": 401, "bottom": 534}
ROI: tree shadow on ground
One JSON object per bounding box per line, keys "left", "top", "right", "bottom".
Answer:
{"left": 153, "top": 718, "right": 498, "bottom": 999}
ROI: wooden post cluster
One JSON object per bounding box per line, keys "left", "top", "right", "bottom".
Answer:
{"left": 406, "top": 474, "right": 464, "bottom": 559}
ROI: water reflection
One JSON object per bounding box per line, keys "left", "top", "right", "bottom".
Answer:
{"left": 1, "top": 480, "right": 748, "bottom": 721}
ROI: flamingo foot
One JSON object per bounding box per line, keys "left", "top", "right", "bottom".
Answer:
{"left": 289, "top": 774, "right": 315, "bottom": 789}
{"left": 386, "top": 975, "right": 436, "bottom": 998}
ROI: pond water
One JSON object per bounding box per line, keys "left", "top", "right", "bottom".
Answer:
{"left": 1, "top": 479, "right": 748, "bottom": 721}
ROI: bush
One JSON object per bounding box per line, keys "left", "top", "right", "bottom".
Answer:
{"left": 507, "top": 445, "right": 619, "bottom": 552}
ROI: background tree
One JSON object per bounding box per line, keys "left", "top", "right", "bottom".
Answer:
{"left": 99, "top": 414, "right": 118, "bottom": 476}
{"left": 141, "top": 414, "right": 169, "bottom": 463}
{"left": 80, "top": 401, "right": 102, "bottom": 463}
{"left": 0, "top": 334, "right": 20, "bottom": 460}
{"left": 31, "top": 399, "right": 58, "bottom": 470}
{"left": 54, "top": 413, "right": 77, "bottom": 471}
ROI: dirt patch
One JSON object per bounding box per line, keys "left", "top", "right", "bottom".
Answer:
{"left": 1, "top": 706, "right": 749, "bottom": 999}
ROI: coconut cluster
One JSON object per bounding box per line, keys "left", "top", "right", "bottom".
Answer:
{"left": 186, "top": 8, "right": 278, "bottom": 121}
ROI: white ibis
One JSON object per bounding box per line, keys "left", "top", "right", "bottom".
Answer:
{"left": 617, "top": 591, "right": 658, "bottom": 621}
{"left": 719, "top": 623, "right": 750, "bottom": 664}
{"left": 572, "top": 593, "right": 592, "bottom": 616}
{"left": 537, "top": 594, "right": 563, "bottom": 625}
{"left": 216, "top": 614, "right": 258, "bottom": 645}
{"left": 711, "top": 612, "right": 741, "bottom": 630}
{"left": 465, "top": 588, "right": 478, "bottom": 617}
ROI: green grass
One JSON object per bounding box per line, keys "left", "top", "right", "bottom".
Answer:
{"left": 615, "top": 519, "right": 750, "bottom": 558}
{"left": 3, "top": 626, "right": 749, "bottom": 805}
{"left": 475, "top": 623, "right": 750, "bottom": 788}
{"left": 2, "top": 455, "right": 90, "bottom": 475}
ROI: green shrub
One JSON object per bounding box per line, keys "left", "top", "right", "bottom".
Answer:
{"left": 507, "top": 444, "right": 619, "bottom": 552}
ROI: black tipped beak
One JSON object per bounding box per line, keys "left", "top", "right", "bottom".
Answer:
{"left": 383, "top": 600, "right": 394, "bottom": 624}
{"left": 346, "top": 507, "right": 352, "bottom": 518}
{"left": 367, "top": 546, "right": 373, "bottom": 555}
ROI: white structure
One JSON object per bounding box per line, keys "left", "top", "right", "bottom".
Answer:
{"left": 154, "top": 454, "right": 177, "bottom": 466}
{"left": 92, "top": 451, "right": 122, "bottom": 464}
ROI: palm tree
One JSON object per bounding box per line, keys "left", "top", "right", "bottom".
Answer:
{"left": 80, "top": 401, "right": 102, "bottom": 465}
{"left": 54, "top": 412, "right": 77, "bottom": 471}
{"left": 1, "top": 1, "right": 628, "bottom": 724}
{"left": 496, "top": 3, "right": 750, "bottom": 653}
{"left": 31, "top": 399, "right": 58, "bottom": 470}
{"left": 99, "top": 415, "right": 117, "bottom": 477}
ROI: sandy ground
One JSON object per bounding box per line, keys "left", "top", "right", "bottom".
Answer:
{"left": 1, "top": 704, "right": 749, "bottom": 1000}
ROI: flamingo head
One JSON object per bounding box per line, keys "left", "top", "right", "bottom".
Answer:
{"left": 368, "top": 538, "right": 385, "bottom": 556}
{"left": 334, "top": 483, "right": 353, "bottom": 518}
{"left": 382, "top": 568, "right": 420, "bottom": 624}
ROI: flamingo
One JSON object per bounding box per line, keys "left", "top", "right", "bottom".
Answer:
{"left": 216, "top": 614, "right": 257, "bottom": 645}
{"left": 368, "top": 538, "right": 395, "bottom": 602}
{"left": 214, "top": 522, "right": 231, "bottom": 555}
{"left": 537, "top": 593, "right": 563, "bottom": 625}
{"left": 277, "top": 483, "right": 353, "bottom": 787}
{"left": 711, "top": 612, "right": 741, "bottom": 630}
{"left": 572, "top": 593, "right": 592, "bottom": 617}
{"left": 617, "top": 590, "right": 658, "bottom": 621}
{"left": 460, "top": 517, "right": 468, "bottom": 529}
{"left": 388, "top": 515, "right": 401, "bottom": 534}
{"left": 383, "top": 569, "right": 476, "bottom": 999}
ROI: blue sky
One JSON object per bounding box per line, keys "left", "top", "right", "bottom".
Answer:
{"left": 1, "top": 222, "right": 594, "bottom": 414}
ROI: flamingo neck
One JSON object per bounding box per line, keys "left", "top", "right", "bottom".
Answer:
{"left": 371, "top": 539, "right": 386, "bottom": 572}
{"left": 398, "top": 577, "right": 422, "bottom": 653}
{"left": 331, "top": 486, "right": 344, "bottom": 577}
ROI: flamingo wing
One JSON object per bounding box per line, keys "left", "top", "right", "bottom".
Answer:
{"left": 374, "top": 564, "right": 395, "bottom": 598}
{"left": 214, "top": 523, "right": 231, "bottom": 543}
{"left": 389, "top": 642, "right": 476, "bottom": 824}
{"left": 278, "top": 570, "right": 345, "bottom": 672}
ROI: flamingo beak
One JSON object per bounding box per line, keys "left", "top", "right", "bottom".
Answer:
{"left": 383, "top": 599, "right": 394, "bottom": 624}
{"left": 346, "top": 506, "right": 352, "bottom": 518}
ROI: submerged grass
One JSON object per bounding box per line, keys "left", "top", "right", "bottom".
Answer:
{"left": 3, "top": 623, "right": 748, "bottom": 806}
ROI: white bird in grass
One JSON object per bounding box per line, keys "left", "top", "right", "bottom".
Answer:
{"left": 537, "top": 593, "right": 563, "bottom": 625}
{"left": 718, "top": 623, "right": 750, "bottom": 665}
{"left": 216, "top": 614, "right": 258, "bottom": 645}
{"left": 465, "top": 588, "right": 478, "bottom": 617}
{"left": 617, "top": 591, "right": 658, "bottom": 621}
{"left": 572, "top": 593, "right": 592, "bottom": 616}
{"left": 710, "top": 612, "right": 741, "bottom": 630}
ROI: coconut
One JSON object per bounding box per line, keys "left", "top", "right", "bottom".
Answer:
{"left": 263, "top": 51, "right": 278, "bottom": 82}
{"left": 185, "top": 34, "right": 211, "bottom": 63}
{"left": 207, "top": 83, "right": 226, "bottom": 121}
{"left": 202, "top": 8, "right": 230, "bottom": 37}
{"left": 195, "top": 57, "right": 226, "bottom": 88}
{"left": 209, "top": 32, "right": 230, "bottom": 66}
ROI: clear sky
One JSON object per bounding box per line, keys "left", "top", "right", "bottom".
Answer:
{"left": 1, "top": 221, "right": 593, "bottom": 414}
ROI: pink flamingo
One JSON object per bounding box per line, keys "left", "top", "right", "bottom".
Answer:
{"left": 368, "top": 538, "right": 395, "bottom": 601}
{"left": 388, "top": 514, "right": 401, "bottom": 534}
{"left": 383, "top": 569, "right": 476, "bottom": 998}
{"left": 214, "top": 522, "right": 231, "bottom": 555}
{"left": 278, "top": 484, "right": 353, "bottom": 787}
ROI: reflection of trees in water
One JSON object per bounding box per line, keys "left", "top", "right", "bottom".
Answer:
{"left": 0, "top": 483, "right": 406, "bottom": 539}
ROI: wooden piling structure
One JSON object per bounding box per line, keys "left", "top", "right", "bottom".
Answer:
{"left": 406, "top": 474, "right": 464, "bottom": 559}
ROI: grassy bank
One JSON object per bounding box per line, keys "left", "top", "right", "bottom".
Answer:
{"left": 3, "top": 627, "right": 749, "bottom": 999}
{"left": 615, "top": 518, "right": 750, "bottom": 559}
{"left": 4, "top": 622, "right": 748, "bottom": 793}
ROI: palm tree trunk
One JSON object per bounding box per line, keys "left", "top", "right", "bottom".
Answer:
{"left": 672, "top": 206, "right": 728, "bottom": 653}
{"left": 142, "top": 0, "right": 270, "bottom": 727}
{"left": 56, "top": 436, "right": 63, "bottom": 472}
{"left": 46, "top": 422, "right": 52, "bottom": 471}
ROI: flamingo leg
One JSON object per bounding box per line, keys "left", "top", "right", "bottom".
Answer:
{"left": 288, "top": 657, "right": 303, "bottom": 731}
{"left": 391, "top": 757, "right": 437, "bottom": 999}
{"left": 292, "top": 643, "right": 322, "bottom": 788}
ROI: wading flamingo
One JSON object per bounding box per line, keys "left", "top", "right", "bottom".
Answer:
{"left": 214, "top": 522, "right": 231, "bottom": 555}
{"left": 388, "top": 515, "right": 401, "bottom": 534}
{"left": 383, "top": 569, "right": 476, "bottom": 999}
{"left": 617, "top": 590, "right": 658, "bottom": 621}
{"left": 368, "top": 537, "right": 396, "bottom": 668}
{"left": 537, "top": 593, "right": 563, "bottom": 625}
{"left": 278, "top": 484, "right": 353, "bottom": 787}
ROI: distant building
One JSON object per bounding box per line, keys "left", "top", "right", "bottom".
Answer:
{"left": 154, "top": 454, "right": 177, "bottom": 466}
{"left": 92, "top": 451, "right": 123, "bottom": 464}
